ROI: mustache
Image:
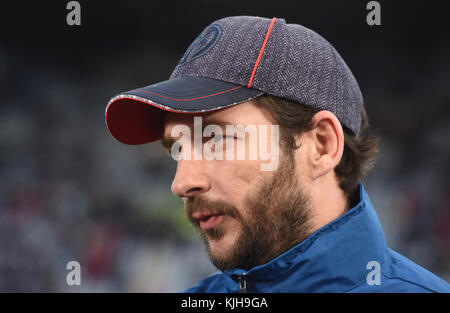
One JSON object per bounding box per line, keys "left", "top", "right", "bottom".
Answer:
{"left": 185, "top": 196, "right": 241, "bottom": 225}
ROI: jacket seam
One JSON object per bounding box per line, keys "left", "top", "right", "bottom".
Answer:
{"left": 343, "top": 272, "right": 438, "bottom": 293}
{"left": 380, "top": 272, "right": 438, "bottom": 293}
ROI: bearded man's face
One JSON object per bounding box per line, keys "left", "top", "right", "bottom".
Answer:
{"left": 164, "top": 100, "right": 313, "bottom": 271}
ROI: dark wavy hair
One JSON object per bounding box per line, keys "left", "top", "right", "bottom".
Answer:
{"left": 254, "top": 95, "right": 380, "bottom": 199}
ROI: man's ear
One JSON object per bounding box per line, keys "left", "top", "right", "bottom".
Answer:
{"left": 303, "top": 110, "right": 344, "bottom": 180}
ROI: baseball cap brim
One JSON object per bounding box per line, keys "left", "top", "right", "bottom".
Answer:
{"left": 105, "top": 76, "right": 264, "bottom": 145}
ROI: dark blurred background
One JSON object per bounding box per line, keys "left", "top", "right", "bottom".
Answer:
{"left": 0, "top": 0, "right": 449, "bottom": 292}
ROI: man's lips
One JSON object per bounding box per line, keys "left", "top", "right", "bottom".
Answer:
{"left": 192, "top": 212, "right": 224, "bottom": 230}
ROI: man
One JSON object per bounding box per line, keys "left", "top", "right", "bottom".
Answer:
{"left": 105, "top": 16, "right": 450, "bottom": 292}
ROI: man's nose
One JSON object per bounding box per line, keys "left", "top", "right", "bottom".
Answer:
{"left": 171, "top": 159, "right": 211, "bottom": 198}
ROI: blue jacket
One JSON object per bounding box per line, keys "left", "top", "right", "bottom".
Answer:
{"left": 185, "top": 183, "right": 450, "bottom": 292}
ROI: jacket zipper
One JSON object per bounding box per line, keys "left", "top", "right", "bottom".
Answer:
{"left": 238, "top": 273, "right": 248, "bottom": 293}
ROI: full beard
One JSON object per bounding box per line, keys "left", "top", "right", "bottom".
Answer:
{"left": 185, "top": 153, "right": 313, "bottom": 271}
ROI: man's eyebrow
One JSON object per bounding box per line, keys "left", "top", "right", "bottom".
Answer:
{"left": 161, "top": 135, "right": 174, "bottom": 151}
{"left": 160, "top": 118, "right": 236, "bottom": 150}
{"left": 202, "top": 118, "right": 235, "bottom": 129}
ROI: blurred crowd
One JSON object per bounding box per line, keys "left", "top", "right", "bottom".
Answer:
{"left": 0, "top": 51, "right": 218, "bottom": 291}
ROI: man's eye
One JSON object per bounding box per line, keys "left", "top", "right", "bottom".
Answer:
{"left": 169, "top": 142, "right": 182, "bottom": 154}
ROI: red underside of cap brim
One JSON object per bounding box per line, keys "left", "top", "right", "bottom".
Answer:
{"left": 105, "top": 97, "right": 168, "bottom": 145}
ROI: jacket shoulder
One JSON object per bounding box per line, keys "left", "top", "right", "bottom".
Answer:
{"left": 346, "top": 248, "right": 450, "bottom": 293}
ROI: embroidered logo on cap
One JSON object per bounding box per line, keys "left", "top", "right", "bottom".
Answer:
{"left": 178, "top": 24, "right": 223, "bottom": 66}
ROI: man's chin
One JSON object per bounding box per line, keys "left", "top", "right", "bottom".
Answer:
{"left": 202, "top": 223, "right": 242, "bottom": 267}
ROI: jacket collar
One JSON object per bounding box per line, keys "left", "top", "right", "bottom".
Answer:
{"left": 223, "top": 183, "right": 389, "bottom": 292}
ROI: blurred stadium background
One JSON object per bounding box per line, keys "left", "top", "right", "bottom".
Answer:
{"left": 0, "top": 1, "right": 449, "bottom": 292}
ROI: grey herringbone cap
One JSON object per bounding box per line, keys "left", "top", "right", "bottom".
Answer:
{"left": 106, "top": 16, "right": 364, "bottom": 145}
{"left": 171, "top": 16, "right": 363, "bottom": 135}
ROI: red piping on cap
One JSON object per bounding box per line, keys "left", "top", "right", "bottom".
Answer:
{"left": 247, "top": 17, "right": 277, "bottom": 88}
